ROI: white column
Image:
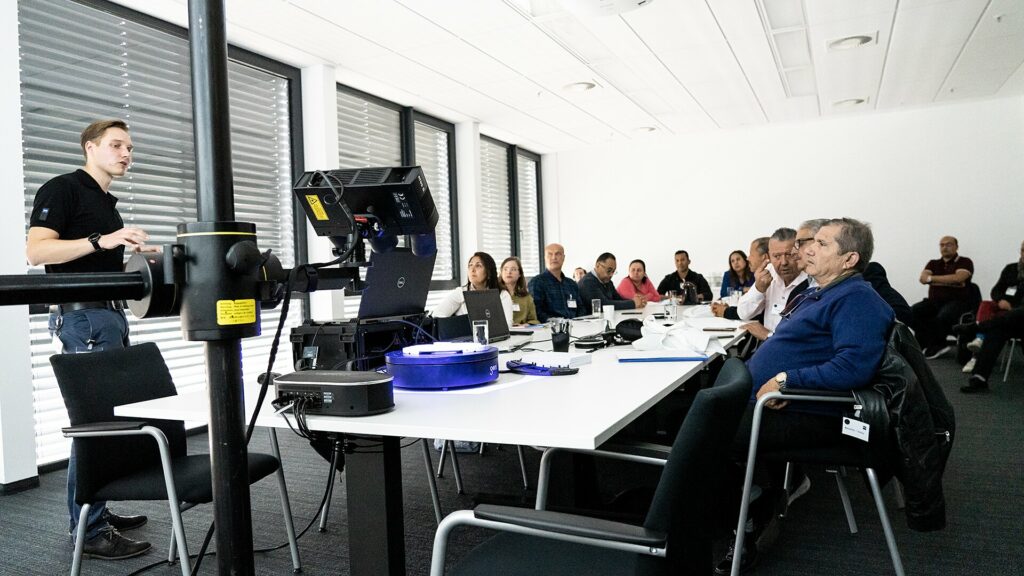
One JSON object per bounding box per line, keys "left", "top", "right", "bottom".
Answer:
{"left": 454, "top": 121, "right": 480, "bottom": 282}
{"left": 0, "top": 2, "right": 39, "bottom": 489}
{"left": 300, "top": 64, "right": 344, "bottom": 321}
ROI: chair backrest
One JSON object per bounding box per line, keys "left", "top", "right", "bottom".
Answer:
{"left": 643, "top": 358, "right": 752, "bottom": 567}
{"left": 50, "top": 342, "right": 187, "bottom": 503}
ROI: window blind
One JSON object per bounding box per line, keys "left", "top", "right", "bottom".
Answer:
{"left": 478, "top": 139, "right": 512, "bottom": 263}
{"left": 413, "top": 120, "right": 454, "bottom": 282}
{"left": 515, "top": 154, "right": 541, "bottom": 277}
{"left": 336, "top": 88, "right": 401, "bottom": 169}
{"left": 19, "top": 0, "right": 301, "bottom": 465}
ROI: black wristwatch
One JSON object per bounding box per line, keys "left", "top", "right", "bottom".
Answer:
{"left": 87, "top": 232, "right": 103, "bottom": 252}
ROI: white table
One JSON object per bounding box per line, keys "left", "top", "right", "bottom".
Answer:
{"left": 116, "top": 315, "right": 746, "bottom": 576}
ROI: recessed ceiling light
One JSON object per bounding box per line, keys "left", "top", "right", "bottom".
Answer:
{"left": 833, "top": 98, "right": 867, "bottom": 108}
{"left": 563, "top": 81, "right": 597, "bottom": 92}
{"left": 827, "top": 35, "right": 874, "bottom": 51}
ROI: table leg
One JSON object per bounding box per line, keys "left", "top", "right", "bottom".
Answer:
{"left": 346, "top": 435, "right": 406, "bottom": 576}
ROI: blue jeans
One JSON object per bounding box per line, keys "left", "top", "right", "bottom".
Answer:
{"left": 49, "top": 308, "right": 129, "bottom": 541}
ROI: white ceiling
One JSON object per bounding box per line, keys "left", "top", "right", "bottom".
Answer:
{"left": 113, "top": 0, "right": 1024, "bottom": 153}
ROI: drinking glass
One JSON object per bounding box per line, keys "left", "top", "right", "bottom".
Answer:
{"left": 591, "top": 298, "right": 603, "bottom": 318}
{"left": 471, "top": 320, "right": 489, "bottom": 345}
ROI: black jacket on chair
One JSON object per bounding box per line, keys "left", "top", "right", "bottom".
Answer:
{"left": 853, "top": 323, "right": 955, "bottom": 532}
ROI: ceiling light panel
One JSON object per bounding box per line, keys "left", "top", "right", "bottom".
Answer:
{"left": 762, "top": 0, "right": 805, "bottom": 29}
{"left": 773, "top": 29, "right": 813, "bottom": 68}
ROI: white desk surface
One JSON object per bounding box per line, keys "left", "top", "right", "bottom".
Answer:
{"left": 115, "top": 313, "right": 746, "bottom": 451}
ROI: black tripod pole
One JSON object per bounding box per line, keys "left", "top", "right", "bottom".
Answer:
{"left": 187, "top": 0, "right": 254, "bottom": 573}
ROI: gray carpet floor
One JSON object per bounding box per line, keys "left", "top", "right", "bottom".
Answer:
{"left": 1, "top": 349, "right": 1021, "bottom": 575}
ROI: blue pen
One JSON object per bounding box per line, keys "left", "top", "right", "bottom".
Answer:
{"left": 618, "top": 356, "right": 708, "bottom": 363}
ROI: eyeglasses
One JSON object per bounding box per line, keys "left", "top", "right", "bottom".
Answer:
{"left": 597, "top": 263, "right": 616, "bottom": 275}
{"left": 795, "top": 237, "right": 815, "bottom": 248}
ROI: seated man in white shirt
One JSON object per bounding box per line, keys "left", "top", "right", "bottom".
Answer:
{"left": 736, "top": 227, "right": 809, "bottom": 340}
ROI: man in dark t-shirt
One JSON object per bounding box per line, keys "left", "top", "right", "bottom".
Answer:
{"left": 656, "top": 249, "right": 713, "bottom": 304}
{"left": 27, "top": 119, "right": 157, "bottom": 560}
{"left": 910, "top": 236, "right": 976, "bottom": 358}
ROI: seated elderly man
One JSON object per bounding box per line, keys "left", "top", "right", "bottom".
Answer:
{"left": 716, "top": 218, "right": 894, "bottom": 574}
{"left": 578, "top": 252, "right": 645, "bottom": 315}
{"left": 911, "top": 236, "right": 975, "bottom": 359}
{"left": 528, "top": 243, "right": 582, "bottom": 322}
{"left": 734, "top": 228, "right": 809, "bottom": 341}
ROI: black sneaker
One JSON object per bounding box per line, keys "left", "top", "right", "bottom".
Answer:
{"left": 951, "top": 322, "right": 977, "bottom": 336}
{"left": 924, "top": 344, "right": 951, "bottom": 360}
{"left": 715, "top": 534, "right": 758, "bottom": 575}
{"left": 102, "top": 509, "right": 148, "bottom": 532}
{"left": 82, "top": 527, "right": 152, "bottom": 560}
{"left": 960, "top": 375, "right": 989, "bottom": 394}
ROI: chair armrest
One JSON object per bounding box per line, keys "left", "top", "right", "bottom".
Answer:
{"left": 779, "top": 387, "right": 855, "bottom": 398}
{"left": 473, "top": 504, "right": 667, "bottom": 548}
{"left": 62, "top": 421, "right": 146, "bottom": 436}
{"left": 597, "top": 440, "right": 671, "bottom": 461}
{"left": 535, "top": 444, "right": 668, "bottom": 510}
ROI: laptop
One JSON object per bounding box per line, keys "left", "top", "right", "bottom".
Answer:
{"left": 358, "top": 248, "right": 436, "bottom": 320}
{"left": 463, "top": 289, "right": 511, "bottom": 343}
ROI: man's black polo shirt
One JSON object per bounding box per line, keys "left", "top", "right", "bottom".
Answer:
{"left": 29, "top": 169, "right": 125, "bottom": 273}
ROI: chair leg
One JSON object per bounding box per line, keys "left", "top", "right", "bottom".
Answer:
{"left": 436, "top": 440, "right": 448, "bottom": 478}
{"left": 831, "top": 467, "right": 858, "bottom": 534}
{"left": 167, "top": 524, "right": 177, "bottom": 564}
{"left": 269, "top": 429, "right": 302, "bottom": 573}
{"left": 535, "top": 448, "right": 557, "bottom": 510}
{"left": 779, "top": 462, "right": 793, "bottom": 518}
{"left": 319, "top": 442, "right": 341, "bottom": 533}
{"left": 420, "top": 439, "right": 444, "bottom": 524}
{"left": 166, "top": 500, "right": 192, "bottom": 576}
{"left": 1003, "top": 339, "right": 1017, "bottom": 383}
{"left": 866, "top": 468, "right": 906, "bottom": 576}
{"left": 448, "top": 441, "right": 465, "bottom": 494}
{"left": 516, "top": 445, "right": 530, "bottom": 490}
{"left": 70, "top": 504, "right": 90, "bottom": 576}
{"left": 479, "top": 442, "right": 486, "bottom": 455}
{"left": 892, "top": 478, "right": 906, "bottom": 510}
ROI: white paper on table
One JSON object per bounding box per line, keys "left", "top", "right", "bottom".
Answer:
{"left": 682, "top": 305, "right": 714, "bottom": 318}
{"left": 682, "top": 317, "right": 744, "bottom": 331}
{"left": 631, "top": 320, "right": 726, "bottom": 356}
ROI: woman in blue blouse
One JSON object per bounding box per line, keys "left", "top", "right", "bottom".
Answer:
{"left": 719, "top": 250, "right": 754, "bottom": 298}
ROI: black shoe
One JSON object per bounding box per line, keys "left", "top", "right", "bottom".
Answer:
{"left": 102, "top": 509, "right": 147, "bottom": 532}
{"left": 951, "top": 322, "right": 977, "bottom": 336}
{"left": 715, "top": 535, "right": 758, "bottom": 575}
{"left": 924, "top": 344, "right": 951, "bottom": 360}
{"left": 960, "top": 375, "right": 989, "bottom": 394}
{"left": 81, "top": 527, "right": 152, "bottom": 560}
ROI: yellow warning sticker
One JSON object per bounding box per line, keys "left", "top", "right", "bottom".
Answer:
{"left": 216, "top": 299, "right": 256, "bottom": 325}
{"left": 305, "top": 194, "right": 328, "bottom": 221}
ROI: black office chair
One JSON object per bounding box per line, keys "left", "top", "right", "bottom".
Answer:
{"left": 428, "top": 357, "right": 753, "bottom": 576}
{"left": 51, "top": 343, "right": 301, "bottom": 576}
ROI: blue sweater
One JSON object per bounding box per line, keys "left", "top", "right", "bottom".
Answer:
{"left": 746, "top": 274, "right": 894, "bottom": 402}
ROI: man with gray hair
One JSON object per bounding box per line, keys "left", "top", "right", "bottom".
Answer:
{"left": 735, "top": 228, "right": 809, "bottom": 340}
{"left": 717, "top": 218, "right": 895, "bottom": 574}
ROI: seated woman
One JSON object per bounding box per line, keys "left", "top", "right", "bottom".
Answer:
{"left": 432, "top": 251, "right": 513, "bottom": 328}
{"left": 500, "top": 256, "right": 540, "bottom": 325}
{"left": 616, "top": 259, "right": 661, "bottom": 303}
{"left": 720, "top": 250, "right": 754, "bottom": 298}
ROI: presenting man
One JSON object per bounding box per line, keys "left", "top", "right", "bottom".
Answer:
{"left": 528, "top": 243, "right": 582, "bottom": 322}
{"left": 656, "top": 250, "right": 713, "bottom": 304}
{"left": 27, "top": 119, "right": 157, "bottom": 560}
{"left": 578, "top": 252, "right": 645, "bottom": 315}
{"left": 735, "top": 228, "right": 808, "bottom": 341}
{"left": 716, "top": 218, "right": 894, "bottom": 573}
{"left": 910, "top": 236, "right": 975, "bottom": 358}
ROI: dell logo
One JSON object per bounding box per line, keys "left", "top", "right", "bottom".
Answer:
{"left": 397, "top": 276, "right": 406, "bottom": 288}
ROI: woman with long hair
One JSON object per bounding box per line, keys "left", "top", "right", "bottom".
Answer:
{"left": 500, "top": 256, "right": 539, "bottom": 325}
{"left": 720, "top": 250, "right": 754, "bottom": 298}
{"left": 616, "top": 259, "right": 661, "bottom": 302}
{"left": 432, "top": 251, "right": 513, "bottom": 327}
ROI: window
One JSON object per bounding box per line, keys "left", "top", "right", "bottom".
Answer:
{"left": 413, "top": 117, "right": 457, "bottom": 283}
{"left": 478, "top": 138, "right": 512, "bottom": 262}
{"left": 478, "top": 137, "right": 543, "bottom": 278}
{"left": 335, "top": 85, "right": 459, "bottom": 292}
{"left": 515, "top": 151, "right": 542, "bottom": 276}
{"left": 19, "top": 0, "right": 302, "bottom": 466}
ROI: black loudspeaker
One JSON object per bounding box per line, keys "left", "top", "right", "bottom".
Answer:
{"left": 616, "top": 319, "right": 644, "bottom": 342}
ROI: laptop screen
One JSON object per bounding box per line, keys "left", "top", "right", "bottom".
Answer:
{"left": 358, "top": 249, "right": 436, "bottom": 320}
{"left": 463, "top": 289, "right": 510, "bottom": 341}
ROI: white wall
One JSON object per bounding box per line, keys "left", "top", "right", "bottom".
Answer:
{"left": 548, "top": 97, "right": 1024, "bottom": 302}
